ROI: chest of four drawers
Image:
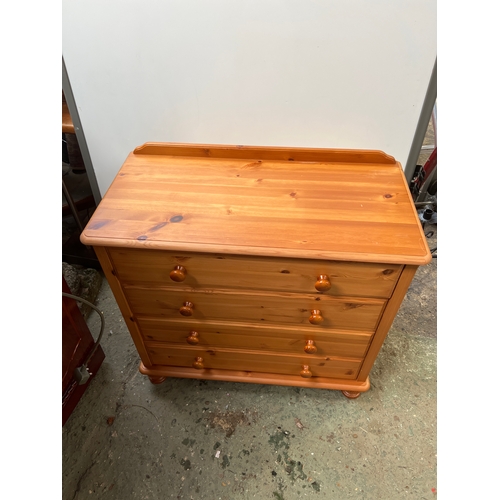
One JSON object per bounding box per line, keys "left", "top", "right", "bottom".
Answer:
{"left": 102, "top": 247, "right": 405, "bottom": 392}
{"left": 83, "top": 142, "right": 430, "bottom": 397}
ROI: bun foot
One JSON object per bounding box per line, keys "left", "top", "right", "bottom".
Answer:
{"left": 342, "top": 390, "right": 361, "bottom": 399}
{"left": 148, "top": 375, "right": 167, "bottom": 385}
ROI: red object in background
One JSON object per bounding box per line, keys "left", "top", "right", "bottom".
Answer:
{"left": 62, "top": 276, "right": 105, "bottom": 425}
{"left": 410, "top": 147, "right": 437, "bottom": 200}
{"left": 421, "top": 147, "right": 437, "bottom": 184}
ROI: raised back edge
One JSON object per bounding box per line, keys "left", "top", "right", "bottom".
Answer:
{"left": 133, "top": 142, "right": 397, "bottom": 164}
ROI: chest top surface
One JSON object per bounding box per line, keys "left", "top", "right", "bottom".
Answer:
{"left": 81, "top": 143, "right": 431, "bottom": 265}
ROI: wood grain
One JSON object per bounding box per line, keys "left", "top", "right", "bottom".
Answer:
{"left": 139, "top": 362, "right": 371, "bottom": 392}
{"left": 145, "top": 344, "right": 362, "bottom": 380}
{"left": 81, "top": 144, "right": 431, "bottom": 265}
{"left": 107, "top": 248, "right": 402, "bottom": 299}
{"left": 138, "top": 317, "right": 373, "bottom": 358}
{"left": 123, "top": 286, "right": 386, "bottom": 331}
{"left": 93, "top": 247, "right": 153, "bottom": 367}
{"left": 357, "top": 265, "right": 418, "bottom": 380}
{"left": 83, "top": 143, "right": 429, "bottom": 396}
{"left": 133, "top": 142, "right": 397, "bottom": 164}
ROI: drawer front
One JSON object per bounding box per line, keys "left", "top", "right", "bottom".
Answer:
{"left": 146, "top": 344, "right": 362, "bottom": 380}
{"left": 124, "top": 286, "right": 386, "bottom": 331}
{"left": 139, "top": 318, "right": 372, "bottom": 358}
{"left": 108, "top": 248, "right": 402, "bottom": 299}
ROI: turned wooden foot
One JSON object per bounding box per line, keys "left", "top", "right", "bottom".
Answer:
{"left": 342, "top": 390, "right": 361, "bottom": 399}
{"left": 148, "top": 375, "right": 167, "bottom": 385}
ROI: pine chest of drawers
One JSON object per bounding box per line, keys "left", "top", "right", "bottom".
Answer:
{"left": 81, "top": 142, "right": 431, "bottom": 398}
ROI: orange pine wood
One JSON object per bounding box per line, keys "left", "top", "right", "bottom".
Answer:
{"left": 315, "top": 275, "right": 331, "bottom": 292}
{"left": 107, "top": 248, "right": 403, "bottom": 299}
{"left": 342, "top": 391, "right": 361, "bottom": 399}
{"left": 169, "top": 265, "right": 187, "bottom": 282}
{"left": 303, "top": 340, "right": 318, "bottom": 354}
{"left": 192, "top": 357, "right": 204, "bottom": 369}
{"left": 83, "top": 143, "right": 430, "bottom": 396}
{"left": 357, "top": 265, "right": 418, "bottom": 380}
{"left": 122, "top": 286, "right": 386, "bottom": 331}
{"left": 138, "top": 317, "right": 372, "bottom": 358}
{"left": 145, "top": 344, "right": 361, "bottom": 380}
{"left": 186, "top": 331, "right": 200, "bottom": 345}
{"left": 179, "top": 301, "right": 194, "bottom": 317}
{"left": 93, "top": 247, "right": 153, "bottom": 367}
{"left": 139, "top": 362, "right": 371, "bottom": 392}
{"left": 309, "top": 310, "right": 324, "bottom": 325}
{"left": 81, "top": 143, "right": 431, "bottom": 266}
{"left": 132, "top": 142, "right": 397, "bottom": 164}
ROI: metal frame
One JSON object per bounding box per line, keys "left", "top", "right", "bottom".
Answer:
{"left": 416, "top": 102, "right": 437, "bottom": 202}
{"left": 404, "top": 58, "right": 437, "bottom": 183}
{"left": 62, "top": 57, "right": 102, "bottom": 204}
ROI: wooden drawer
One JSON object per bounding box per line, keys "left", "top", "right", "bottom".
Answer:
{"left": 146, "top": 344, "right": 362, "bottom": 380}
{"left": 139, "top": 318, "right": 373, "bottom": 358}
{"left": 124, "top": 286, "right": 386, "bottom": 331}
{"left": 108, "top": 248, "right": 402, "bottom": 299}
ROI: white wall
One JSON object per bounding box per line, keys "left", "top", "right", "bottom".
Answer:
{"left": 62, "top": 0, "right": 436, "bottom": 197}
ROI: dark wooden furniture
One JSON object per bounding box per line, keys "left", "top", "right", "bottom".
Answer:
{"left": 62, "top": 91, "right": 100, "bottom": 269}
{"left": 62, "top": 276, "right": 105, "bottom": 425}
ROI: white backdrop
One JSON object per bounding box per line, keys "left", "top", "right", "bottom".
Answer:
{"left": 62, "top": 0, "right": 436, "bottom": 197}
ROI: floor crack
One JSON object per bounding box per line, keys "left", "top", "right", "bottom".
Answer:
{"left": 71, "top": 459, "right": 98, "bottom": 500}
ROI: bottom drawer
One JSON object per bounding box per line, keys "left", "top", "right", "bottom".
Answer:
{"left": 146, "top": 344, "right": 362, "bottom": 380}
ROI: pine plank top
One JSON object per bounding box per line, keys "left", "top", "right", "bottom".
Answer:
{"left": 81, "top": 143, "right": 431, "bottom": 265}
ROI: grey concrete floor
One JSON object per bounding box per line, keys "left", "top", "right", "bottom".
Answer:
{"left": 62, "top": 245, "right": 437, "bottom": 500}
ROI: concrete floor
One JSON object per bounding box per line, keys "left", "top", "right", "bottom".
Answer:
{"left": 62, "top": 246, "right": 437, "bottom": 500}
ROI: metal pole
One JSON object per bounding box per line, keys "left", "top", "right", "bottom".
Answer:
{"left": 62, "top": 178, "right": 85, "bottom": 233}
{"left": 416, "top": 101, "right": 437, "bottom": 202}
{"left": 62, "top": 57, "right": 102, "bottom": 204}
{"left": 404, "top": 59, "right": 437, "bottom": 183}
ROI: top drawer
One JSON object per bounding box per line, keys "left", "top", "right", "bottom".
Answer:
{"left": 108, "top": 248, "right": 402, "bottom": 299}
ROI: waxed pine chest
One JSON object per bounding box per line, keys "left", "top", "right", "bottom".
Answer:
{"left": 81, "top": 143, "right": 430, "bottom": 398}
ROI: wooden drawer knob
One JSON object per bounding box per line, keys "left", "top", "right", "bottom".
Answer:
{"left": 193, "top": 357, "right": 204, "bottom": 369}
{"left": 309, "top": 309, "right": 324, "bottom": 325}
{"left": 170, "top": 265, "right": 187, "bottom": 282}
{"left": 315, "top": 275, "right": 331, "bottom": 292}
{"left": 186, "top": 331, "right": 199, "bottom": 345}
{"left": 304, "top": 340, "right": 317, "bottom": 354}
{"left": 179, "top": 301, "right": 194, "bottom": 316}
{"left": 300, "top": 365, "right": 312, "bottom": 378}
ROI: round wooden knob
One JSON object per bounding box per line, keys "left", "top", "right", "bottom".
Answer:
{"left": 300, "top": 365, "right": 312, "bottom": 378}
{"left": 304, "top": 340, "right": 317, "bottom": 354}
{"left": 193, "top": 357, "right": 204, "bottom": 369}
{"left": 186, "top": 331, "right": 199, "bottom": 345}
{"left": 315, "top": 275, "right": 331, "bottom": 292}
{"left": 309, "top": 310, "right": 323, "bottom": 325}
{"left": 179, "top": 301, "right": 194, "bottom": 316}
{"left": 170, "top": 265, "right": 187, "bottom": 282}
